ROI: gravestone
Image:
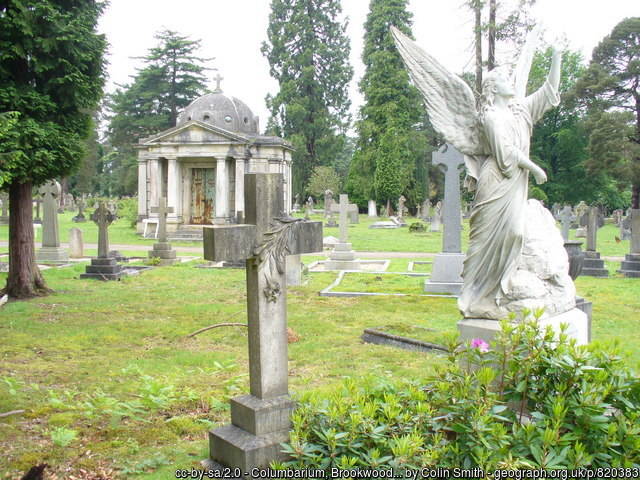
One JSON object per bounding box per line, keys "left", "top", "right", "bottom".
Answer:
{"left": 69, "top": 228, "right": 84, "bottom": 258}
{"left": 304, "top": 200, "right": 312, "bottom": 220}
{"left": 292, "top": 193, "right": 300, "bottom": 212}
{"left": 148, "top": 197, "right": 178, "bottom": 265}
{"left": 0, "top": 192, "right": 8, "bottom": 224}
{"left": 80, "top": 202, "right": 124, "bottom": 280}
{"left": 582, "top": 206, "right": 608, "bottom": 277}
{"left": 574, "top": 201, "right": 588, "bottom": 237}
{"left": 307, "top": 196, "right": 314, "bottom": 212}
{"left": 621, "top": 213, "right": 631, "bottom": 240}
{"left": 72, "top": 197, "right": 86, "bottom": 223}
{"left": 429, "top": 201, "right": 442, "bottom": 232}
{"left": 323, "top": 190, "right": 333, "bottom": 216}
{"left": 202, "top": 173, "right": 322, "bottom": 470}
{"left": 64, "top": 193, "right": 75, "bottom": 211}
{"left": 558, "top": 205, "right": 576, "bottom": 242}
{"left": 36, "top": 180, "right": 68, "bottom": 263}
{"left": 33, "top": 196, "right": 42, "bottom": 224}
{"left": 619, "top": 209, "right": 640, "bottom": 278}
{"left": 329, "top": 197, "right": 358, "bottom": 224}
{"left": 416, "top": 205, "right": 422, "bottom": 219}
{"left": 421, "top": 199, "right": 431, "bottom": 221}
{"left": 326, "top": 194, "right": 360, "bottom": 270}
{"left": 424, "top": 144, "right": 465, "bottom": 295}
{"left": 368, "top": 199, "right": 377, "bottom": 217}
{"left": 397, "top": 195, "right": 407, "bottom": 220}
{"left": 285, "top": 254, "right": 302, "bottom": 286}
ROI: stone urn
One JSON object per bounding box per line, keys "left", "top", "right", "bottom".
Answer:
{"left": 564, "top": 240, "right": 584, "bottom": 280}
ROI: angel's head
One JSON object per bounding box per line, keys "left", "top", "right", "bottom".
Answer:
{"left": 481, "top": 68, "right": 515, "bottom": 106}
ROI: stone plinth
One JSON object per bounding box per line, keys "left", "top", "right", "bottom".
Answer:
{"left": 619, "top": 253, "right": 640, "bottom": 278}
{"left": 458, "top": 308, "right": 589, "bottom": 347}
{"left": 285, "top": 254, "right": 302, "bottom": 286}
{"left": 325, "top": 243, "right": 360, "bottom": 271}
{"left": 80, "top": 257, "right": 124, "bottom": 281}
{"left": 581, "top": 251, "right": 608, "bottom": 277}
{"left": 36, "top": 247, "right": 69, "bottom": 264}
{"left": 424, "top": 252, "right": 464, "bottom": 295}
{"left": 149, "top": 241, "right": 177, "bottom": 265}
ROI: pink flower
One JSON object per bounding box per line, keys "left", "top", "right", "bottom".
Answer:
{"left": 470, "top": 338, "right": 490, "bottom": 353}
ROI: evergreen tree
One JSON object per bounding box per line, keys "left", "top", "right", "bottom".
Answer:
{"left": 262, "top": 0, "right": 353, "bottom": 197}
{"left": 574, "top": 17, "right": 640, "bottom": 208}
{"left": 0, "top": 0, "right": 107, "bottom": 298}
{"left": 527, "top": 47, "right": 604, "bottom": 206}
{"left": 106, "top": 30, "right": 211, "bottom": 196}
{"left": 347, "top": 0, "right": 428, "bottom": 209}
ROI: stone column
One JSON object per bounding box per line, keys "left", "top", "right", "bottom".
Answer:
{"left": 235, "top": 158, "right": 245, "bottom": 219}
{"left": 148, "top": 158, "right": 160, "bottom": 217}
{"left": 166, "top": 158, "right": 181, "bottom": 227}
{"left": 214, "top": 157, "right": 228, "bottom": 223}
{"left": 137, "top": 160, "right": 147, "bottom": 218}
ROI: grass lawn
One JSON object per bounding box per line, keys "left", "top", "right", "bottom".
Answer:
{"left": 0, "top": 210, "right": 633, "bottom": 258}
{"left": 1, "top": 256, "right": 639, "bottom": 478}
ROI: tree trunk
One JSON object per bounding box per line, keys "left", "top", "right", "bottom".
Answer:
{"left": 488, "top": 0, "right": 496, "bottom": 70}
{"left": 474, "top": 0, "right": 483, "bottom": 98}
{"left": 2, "top": 181, "right": 51, "bottom": 299}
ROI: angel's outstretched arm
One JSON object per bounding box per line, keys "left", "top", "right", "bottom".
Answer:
{"left": 525, "top": 48, "right": 562, "bottom": 123}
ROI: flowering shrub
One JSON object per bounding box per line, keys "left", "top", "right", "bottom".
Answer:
{"left": 275, "top": 317, "right": 640, "bottom": 470}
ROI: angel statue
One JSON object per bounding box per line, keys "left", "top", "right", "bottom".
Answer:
{"left": 392, "top": 27, "right": 585, "bottom": 328}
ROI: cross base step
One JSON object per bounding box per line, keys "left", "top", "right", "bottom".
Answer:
{"left": 36, "top": 247, "right": 69, "bottom": 264}
{"left": 209, "top": 424, "right": 290, "bottom": 472}
{"left": 80, "top": 257, "right": 124, "bottom": 281}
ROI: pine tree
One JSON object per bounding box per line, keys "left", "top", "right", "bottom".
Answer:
{"left": 347, "top": 0, "right": 427, "bottom": 209}
{"left": 574, "top": 17, "right": 640, "bottom": 208}
{"left": 262, "top": 0, "right": 353, "bottom": 197}
{"left": 0, "top": 0, "right": 107, "bottom": 298}
{"left": 105, "top": 30, "right": 211, "bottom": 196}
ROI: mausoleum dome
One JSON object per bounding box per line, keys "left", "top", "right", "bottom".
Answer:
{"left": 177, "top": 89, "right": 259, "bottom": 134}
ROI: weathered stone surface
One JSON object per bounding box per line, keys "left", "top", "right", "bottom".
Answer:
{"left": 368, "top": 199, "right": 377, "bottom": 217}
{"left": 285, "top": 254, "right": 302, "bottom": 286}
{"left": 432, "top": 144, "right": 464, "bottom": 253}
{"left": 424, "top": 253, "right": 464, "bottom": 295}
{"left": 458, "top": 308, "right": 589, "bottom": 347}
{"left": 36, "top": 180, "right": 68, "bottom": 263}
{"left": 204, "top": 173, "right": 322, "bottom": 470}
{"left": 558, "top": 206, "right": 575, "bottom": 242}
{"left": 69, "top": 228, "right": 84, "bottom": 258}
{"left": 582, "top": 250, "right": 609, "bottom": 277}
{"left": 80, "top": 257, "right": 124, "bottom": 281}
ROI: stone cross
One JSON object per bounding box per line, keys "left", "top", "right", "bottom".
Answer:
{"left": 38, "top": 180, "right": 62, "bottom": 248}
{"left": 34, "top": 196, "right": 42, "bottom": 223}
{"left": 422, "top": 199, "right": 431, "bottom": 220}
{"left": 203, "top": 173, "right": 322, "bottom": 469}
{"left": 150, "top": 197, "right": 174, "bottom": 243}
{"left": 558, "top": 205, "right": 576, "bottom": 242}
{"left": 432, "top": 144, "right": 464, "bottom": 253}
{"left": 213, "top": 72, "right": 224, "bottom": 92}
{"left": 91, "top": 202, "right": 117, "bottom": 258}
{"left": 397, "top": 195, "right": 406, "bottom": 219}
{"left": 337, "top": 194, "right": 352, "bottom": 243}
{"left": 586, "top": 206, "right": 603, "bottom": 252}
{"left": 324, "top": 189, "right": 333, "bottom": 216}
{"left": 0, "top": 192, "right": 9, "bottom": 222}
{"left": 330, "top": 198, "right": 358, "bottom": 224}
{"left": 631, "top": 209, "right": 640, "bottom": 255}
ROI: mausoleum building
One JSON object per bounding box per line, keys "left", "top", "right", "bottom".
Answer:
{"left": 135, "top": 84, "right": 293, "bottom": 234}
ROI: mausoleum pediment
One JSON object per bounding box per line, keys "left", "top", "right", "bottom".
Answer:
{"left": 138, "top": 121, "right": 249, "bottom": 146}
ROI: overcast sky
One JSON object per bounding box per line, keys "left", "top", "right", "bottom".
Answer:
{"left": 98, "top": 0, "right": 637, "bottom": 131}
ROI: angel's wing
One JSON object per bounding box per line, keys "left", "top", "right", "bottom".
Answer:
{"left": 391, "top": 26, "right": 484, "bottom": 157}
{"left": 513, "top": 25, "right": 542, "bottom": 99}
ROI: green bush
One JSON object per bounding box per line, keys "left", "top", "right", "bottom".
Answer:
{"left": 117, "top": 197, "right": 138, "bottom": 227}
{"left": 277, "top": 317, "right": 640, "bottom": 470}
{"left": 408, "top": 222, "right": 426, "bottom": 233}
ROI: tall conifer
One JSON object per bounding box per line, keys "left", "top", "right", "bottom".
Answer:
{"left": 262, "top": 0, "right": 353, "bottom": 197}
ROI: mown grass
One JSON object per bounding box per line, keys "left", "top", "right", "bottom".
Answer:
{"left": 0, "top": 256, "right": 638, "bottom": 478}
{"left": 1, "top": 210, "right": 633, "bottom": 258}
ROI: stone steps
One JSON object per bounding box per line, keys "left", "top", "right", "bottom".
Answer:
{"left": 582, "top": 251, "right": 609, "bottom": 277}
{"left": 619, "top": 253, "right": 640, "bottom": 278}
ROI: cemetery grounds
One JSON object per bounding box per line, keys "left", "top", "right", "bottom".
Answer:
{"left": 0, "top": 212, "right": 638, "bottom": 478}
